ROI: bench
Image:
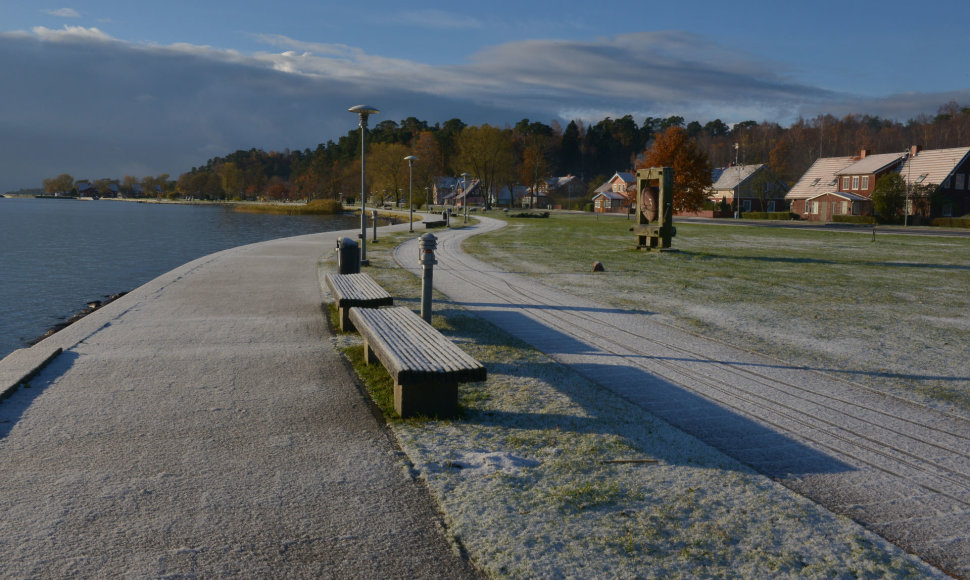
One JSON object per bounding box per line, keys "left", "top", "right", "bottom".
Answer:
{"left": 325, "top": 272, "right": 393, "bottom": 332}
{"left": 348, "top": 306, "right": 486, "bottom": 418}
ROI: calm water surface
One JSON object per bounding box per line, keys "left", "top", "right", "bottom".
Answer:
{"left": 0, "top": 198, "right": 362, "bottom": 360}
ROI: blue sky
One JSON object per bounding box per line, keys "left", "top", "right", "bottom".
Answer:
{"left": 2, "top": 0, "right": 969, "bottom": 190}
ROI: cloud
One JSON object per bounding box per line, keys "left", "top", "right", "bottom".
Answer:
{"left": 41, "top": 8, "right": 81, "bottom": 18}
{"left": 0, "top": 26, "right": 965, "bottom": 191}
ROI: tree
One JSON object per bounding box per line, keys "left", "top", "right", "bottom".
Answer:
{"left": 520, "top": 141, "right": 549, "bottom": 209}
{"left": 457, "top": 124, "right": 514, "bottom": 207}
{"left": 637, "top": 126, "right": 712, "bottom": 213}
{"left": 43, "top": 173, "right": 74, "bottom": 195}
{"left": 871, "top": 173, "right": 906, "bottom": 222}
{"left": 369, "top": 142, "right": 411, "bottom": 205}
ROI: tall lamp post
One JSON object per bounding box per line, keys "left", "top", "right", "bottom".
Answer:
{"left": 460, "top": 172, "right": 470, "bottom": 223}
{"left": 404, "top": 155, "right": 418, "bottom": 233}
{"left": 348, "top": 104, "right": 379, "bottom": 266}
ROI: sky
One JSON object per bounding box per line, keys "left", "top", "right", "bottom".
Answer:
{"left": 2, "top": 0, "right": 970, "bottom": 191}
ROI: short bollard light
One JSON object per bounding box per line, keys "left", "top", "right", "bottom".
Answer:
{"left": 372, "top": 209, "right": 379, "bottom": 242}
{"left": 419, "top": 233, "right": 438, "bottom": 323}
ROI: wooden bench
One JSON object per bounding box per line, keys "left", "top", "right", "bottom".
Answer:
{"left": 325, "top": 272, "right": 393, "bottom": 332}
{"left": 348, "top": 306, "right": 486, "bottom": 418}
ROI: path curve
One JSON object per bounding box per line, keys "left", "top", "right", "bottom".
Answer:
{"left": 396, "top": 215, "right": 970, "bottom": 578}
{"left": 0, "top": 223, "right": 480, "bottom": 578}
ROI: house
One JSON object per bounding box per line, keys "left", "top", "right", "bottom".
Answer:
{"left": 709, "top": 164, "right": 789, "bottom": 213}
{"left": 786, "top": 149, "right": 905, "bottom": 220}
{"left": 493, "top": 184, "right": 528, "bottom": 207}
{"left": 787, "top": 146, "right": 970, "bottom": 221}
{"left": 538, "top": 175, "right": 586, "bottom": 208}
{"left": 591, "top": 191, "right": 633, "bottom": 214}
{"left": 896, "top": 145, "right": 970, "bottom": 218}
{"left": 590, "top": 172, "right": 636, "bottom": 213}
{"left": 432, "top": 175, "right": 482, "bottom": 208}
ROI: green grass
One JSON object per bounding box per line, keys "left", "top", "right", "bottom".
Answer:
{"left": 318, "top": 218, "right": 945, "bottom": 578}
{"left": 464, "top": 214, "right": 970, "bottom": 411}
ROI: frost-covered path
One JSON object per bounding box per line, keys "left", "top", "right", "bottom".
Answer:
{"left": 397, "top": 216, "right": 970, "bottom": 578}
{"left": 0, "top": 225, "right": 479, "bottom": 578}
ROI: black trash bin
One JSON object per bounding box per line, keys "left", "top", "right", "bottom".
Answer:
{"left": 336, "top": 237, "right": 360, "bottom": 274}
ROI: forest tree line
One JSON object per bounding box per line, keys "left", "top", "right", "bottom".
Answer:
{"left": 46, "top": 101, "right": 970, "bottom": 210}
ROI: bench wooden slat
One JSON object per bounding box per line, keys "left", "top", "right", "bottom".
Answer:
{"left": 348, "top": 306, "right": 486, "bottom": 417}
{"left": 325, "top": 272, "right": 393, "bottom": 331}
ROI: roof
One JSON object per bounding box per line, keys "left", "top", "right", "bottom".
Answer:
{"left": 593, "top": 172, "right": 636, "bottom": 194}
{"left": 837, "top": 152, "right": 905, "bottom": 175}
{"left": 592, "top": 191, "right": 630, "bottom": 201}
{"left": 805, "top": 190, "right": 870, "bottom": 202}
{"left": 898, "top": 147, "right": 970, "bottom": 187}
{"left": 711, "top": 164, "right": 764, "bottom": 190}
{"left": 786, "top": 156, "right": 855, "bottom": 200}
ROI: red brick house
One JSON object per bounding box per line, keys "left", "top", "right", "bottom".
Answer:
{"left": 787, "top": 146, "right": 970, "bottom": 221}
{"left": 786, "top": 150, "right": 905, "bottom": 220}
{"left": 591, "top": 172, "right": 635, "bottom": 213}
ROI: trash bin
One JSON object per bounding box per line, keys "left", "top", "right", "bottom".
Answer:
{"left": 337, "top": 237, "right": 360, "bottom": 274}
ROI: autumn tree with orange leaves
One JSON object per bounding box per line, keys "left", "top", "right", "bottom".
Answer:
{"left": 637, "top": 126, "right": 712, "bottom": 213}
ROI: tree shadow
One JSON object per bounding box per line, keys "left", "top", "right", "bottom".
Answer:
{"left": 677, "top": 250, "right": 970, "bottom": 272}
{"left": 444, "top": 312, "right": 853, "bottom": 478}
{"left": 0, "top": 350, "right": 78, "bottom": 439}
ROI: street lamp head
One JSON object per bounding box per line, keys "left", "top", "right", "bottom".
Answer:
{"left": 348, "top": 105, "right": 379, "bottom": 116}
{"left": 348, "top": 105, "right": 379, "bottom": 128}
{"left": 404, "top": 155, "right": 418, "bottom": 164}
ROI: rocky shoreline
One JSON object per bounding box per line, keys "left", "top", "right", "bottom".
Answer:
{"left": 27, "top": 292, "right": 127, "bottom": 346}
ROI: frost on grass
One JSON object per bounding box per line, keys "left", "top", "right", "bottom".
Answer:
{"left": 391, "top": 313, "right": 941, "bottom": 579}
{"left": 466, "top": 220, "right": 970, "bottom": 416}
{"left": 323, "top": 233, "right": 942, "bottom": 579}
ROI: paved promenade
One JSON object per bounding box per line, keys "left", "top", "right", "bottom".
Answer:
{"left": 0, "top": 224, "right": 478, "bottom": 578}
{"left": 396, "top": 216, "right": 970, "bottom": 579}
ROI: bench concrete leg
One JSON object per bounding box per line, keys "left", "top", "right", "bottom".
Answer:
{"left": 394, "top": 380, "right": 458, "bottom": 418}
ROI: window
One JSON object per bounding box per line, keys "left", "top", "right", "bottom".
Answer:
{"left": 956, "top": 174, "right": 966, "bottom": 190}
{"left": 767, "top": 200, "right": 776, "bottom": 212}
{"left": 595, "top": 199, "right": 602, "bottom": 209}
{"left": 851, "top": 176, "right": 860, "bottom": 190}
{"left": 808, "top": 201, "right": 818, "bottom": 214}
{"left": 861, "top": 176, "right": 870, "bottom": 190}
{"left": 943, "top": 203, "right": 953, "bottom": 217}
{"left": 604, "top": 199, "right": 612, "bottom": 209}
{"left": 841, "top": 201, "right": 848, "bottom": 215}
{"left": 811, "top": 177, "right": 821, "bottom": 186}
{"left": 612, "top": 183, "right": 623, "bottom": 192}
{"left": 842, "top": 176, "right": 851, "bottom": 190}
{"left": 915, "top": 173, "right": 928, "bottom": 183}
{"left": 742, "top": 200, "right": 751, "bottom": 212}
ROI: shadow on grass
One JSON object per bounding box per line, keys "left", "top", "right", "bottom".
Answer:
{"left": 677, "top": 250, "right": 970, "bottom": 272}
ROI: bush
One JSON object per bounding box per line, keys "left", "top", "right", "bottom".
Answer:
{"left": 510, "top": 211, "right": 551, "bottom": 218}
{"left": 743, "top": 211, "right": 800, "bottom": 221}
{"left": 931, "top": 217, "right": 970, "bottom": 228}
{"left": 832, "top": 215, "right": 878, "bottom": 224}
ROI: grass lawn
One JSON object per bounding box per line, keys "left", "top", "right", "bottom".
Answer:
{"left": 464, "top": 214, "right": 970, "bottom": 413}
{"left": 319, "top": 222, "right": 946, "bottom": 578}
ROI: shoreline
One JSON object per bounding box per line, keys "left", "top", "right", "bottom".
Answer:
{"left": 26, "top": 292, "right": 128, "bottom": 347}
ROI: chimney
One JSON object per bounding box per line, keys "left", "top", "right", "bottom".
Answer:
{"left": 860, "top": 149, "right": 870, "bottom": 158}
{"left": 910, "top": 145, "right": 922, "bottom": 158}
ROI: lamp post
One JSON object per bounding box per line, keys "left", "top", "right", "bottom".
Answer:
{"left": 348, "top": 105, "right": 379, "bottom": 267}
{"left": 460, "top": 172, "right": 470, "bottom": 223}
{"left": 734, "top": 142, "right": 741, "bottom": 219}
{"left": 404, "top": 155, "right": 418, "bottom": 233}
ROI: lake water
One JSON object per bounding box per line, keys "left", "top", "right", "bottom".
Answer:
{"left": 0, "top": 198, "right": 363, "bottom": 360}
